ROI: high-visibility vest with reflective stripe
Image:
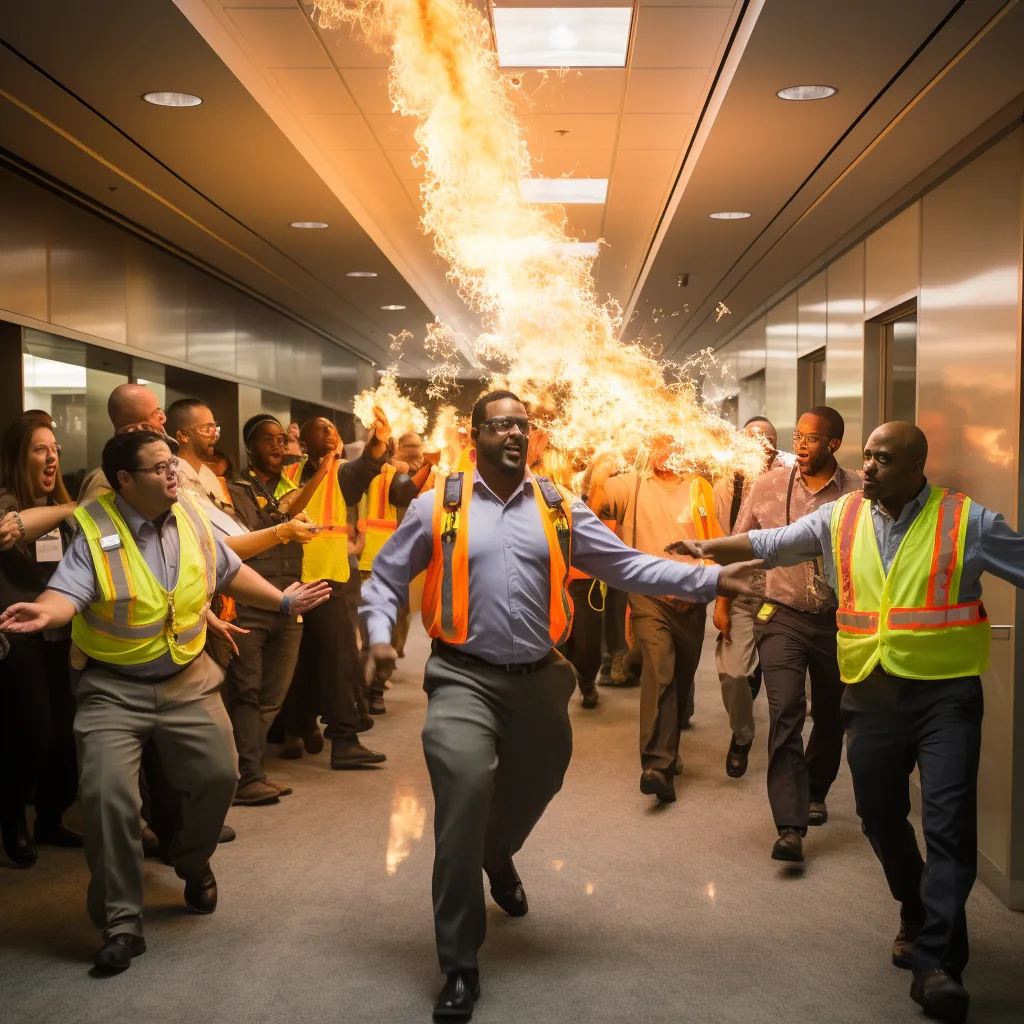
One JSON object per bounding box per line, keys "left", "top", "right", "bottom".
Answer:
{"left": 71, "top": 492, "right": 216, "bottom": 667}
{"left": 301, "top": 462, "right": 350, "bottom": 584}
{"left": 830, "top": 487, "right": 990, "bottom": 684}
{"left": 281, "top": 458, "right": 306, "bottom": 486}
{"left": 422, "top": 473, "right": 574, "bottom": 646}
{"left": 357, "top": 464, "right": 398, "bottom": 572}
{"left": 274, "top": 474, "right": 297, "bottom": 500}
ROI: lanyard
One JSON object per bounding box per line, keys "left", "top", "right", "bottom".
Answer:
{"left": 247, "top": 469, "right": 287, "bottom": 521}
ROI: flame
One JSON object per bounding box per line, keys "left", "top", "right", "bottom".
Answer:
{"left": 315, "top": 0, "right": 764, "bottom": 480}
{"left": 353, "top": 367, "right": 427, "bottom": 438}
{"left": 385, "top": 789, "right": 426, "bottom": 876}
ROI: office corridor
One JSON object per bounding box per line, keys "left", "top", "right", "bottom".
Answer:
{"left": 2, "top": 617, "right": 1021, "bottom": 1024}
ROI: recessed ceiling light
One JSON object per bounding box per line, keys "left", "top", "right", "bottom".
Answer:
{"left": 550, "top": 241, "right": 600, "bottom": 257}
{"left": 520, "top": 178, "right": 608, "bottom": 204}
{"left": 289, "top": 221, "right": 329, "bottom": 229}
{"left": 493, "top": 8, "right": 632, "bottom": 68}
{"left": 142, "top": 91, "right": 203, "bottom": 107}
{"left": 777, "top": 85, "right": 837, "bottom": 101}
{"left": 381, "top": 304, "right": 406, "bottom": 311}
{"left": 346, "top": 271, "right": 378, "bottom": 278}
{"left": 709, "top": 211, "right": 751, "bottom": 220}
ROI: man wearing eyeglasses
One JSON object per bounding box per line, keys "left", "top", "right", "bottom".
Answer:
{"left": 710, "top": 406, "right": 859, "bottom": 864}
{"left": 165, "top": 399, "right": 229, "bottom": 510}
{"left": 0, "top": 430, "right": 331, "bottom": 973}
{"left": 361, "top": 390, "right": 761, "bottom": 1021}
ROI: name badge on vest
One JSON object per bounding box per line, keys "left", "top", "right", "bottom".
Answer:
{"left": 35, "top": 529, "right": 64, "bottom": 562}
{"left": 756, "top": 601, "right": 778, "bottom": 624}
{"left": 99, "top": 534, "right": 122, "bottom": 552}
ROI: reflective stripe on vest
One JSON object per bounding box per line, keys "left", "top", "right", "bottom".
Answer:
{"left": 830, "top": 487, "right": 990, "bottom": 683}
{"left": 301, "top": 461, "right": 350, "bottom": 584}
{"left": 358, "top": 464, "right": 398, "bottom": 572}
{"left": 422, "top": 472, "right": 574, "bottom": 646}
{"left": 281, "top": 458, "right": 306, "bottom": 486}
{"left": 71, "top": 492, "right": 215, "bottom": 665}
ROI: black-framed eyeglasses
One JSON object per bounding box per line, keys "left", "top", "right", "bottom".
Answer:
{"left": 131, "top": 457, "right": 179, "bottom": 478}
{"left": 479, "top": 415, "right": 531, "bottom": 436}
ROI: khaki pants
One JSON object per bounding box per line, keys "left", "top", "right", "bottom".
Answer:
{"left": 73, "top": 653, "right": 238, "bottom": 940}
{"left": 715, "top": 598, "right": 758, "bottom": 745}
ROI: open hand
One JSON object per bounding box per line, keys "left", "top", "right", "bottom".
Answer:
{"left": 0, "top": 601, "right": 51, "bottom": 634}
{"left": 284, "top": 580, "right": 332, "bottom": 616}
{"left": 206, "top": 609, "right": 249, "bottom": 658}
{"left": 365, "top": 642, "right": 397, "bottom": 688}
{"left": 665, "top": 539, "right": 703, "bottom": 559}
{"left": 715, "top": 559, "right": 764, "bottom": 601}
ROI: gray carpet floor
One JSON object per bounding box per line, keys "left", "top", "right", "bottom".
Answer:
{"left": 2, "top": 616, "right": 1022, "bottom": 1024}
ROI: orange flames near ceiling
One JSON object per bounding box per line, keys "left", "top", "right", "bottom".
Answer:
{"left": 313, "top": 0, "right": 763, "bottom": 479}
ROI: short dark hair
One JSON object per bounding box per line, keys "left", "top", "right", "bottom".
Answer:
{"left": 743, "top": 415, "right": 774, "bottom": 429}
{"left": 242, "top": 414, "right": 281, "bottom": 447}
{"left": 165, "top": 398, "right": 210, "bottom": 439}
{"left": 471, "top": 390, "right": 521, "bottom": 429}
{"left": 804, "top": 405, "right": 845, "bottom": 442}
{"left": 101, "top": 431, "right": 168, "bottom": 493}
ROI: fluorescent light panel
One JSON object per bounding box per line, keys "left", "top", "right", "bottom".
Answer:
{"left": 493, "top": 8, "right": 632, "bottom": 68}
{"left": 521, "top": 178, "right": 608, "bottom": 204}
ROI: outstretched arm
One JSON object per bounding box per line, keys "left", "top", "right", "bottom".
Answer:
{"left": 0, "top": 505, "right": 77, "bottom": 549}
{"left": 0, "top": 590, "right": 78, "bottom": 633}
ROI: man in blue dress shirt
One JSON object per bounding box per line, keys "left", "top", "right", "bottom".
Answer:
{"left": 361, "top": 390, "right": 759, "bottom": 1021}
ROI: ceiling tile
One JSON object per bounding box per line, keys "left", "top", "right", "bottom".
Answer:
{"left": 304, "top": 113, "right": 379, "bottom": 149}
{"left": 271, "top": 68, "right": 357, "bottom": 114}
{"left": 226, "top": 8, "right": 330, "bottom": 68}
{"left": 524, "top": 113, "right": 621, "bottom": 156}
{"left": 559, "top": 205, "right": 606, "bottom": 240}
{"left": 618, "top": 113, "right": 692, "bottom": 149}
{"left": 386, "top": 150, "right": 424, "bottom": 181}
{"left": 631, "top": 7, "right": 732, "bottom": 68}
{"left": 317, "top": 22, "right": 392, "bottom": 68}
{"left": 636, "top": 0, "right": 736, "bottom": 6}
{"left": 624, "top": 68, "right": 709, "bottom": 114}
{"left": 341, "top": 68, "right": 396, "bottom": 115}
{"left": 509, "top": 69, "right": 625, "bottom": 115}
{"left": 366, "top": 113, "right": 418, "bottom": 151}
{"left": 530, "top": 148, "right": 614, "bottom": 178}
{"left": 612, "top": 148, "right": 680, "bottom": 181}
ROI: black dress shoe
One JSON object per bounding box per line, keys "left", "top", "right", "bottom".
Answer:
{"left": 183, "top": 866, "right": 218, "bottom": 914}
{"left": 725, "top": 737, "right": 751, "bottom": 778}
{"left": 892, "top": 915, "right": 921, "bottom": 969}
{"left": 330, "top": 740, "right": 387, "bottom": 769}
{"left": 34, "top": 820, "right": 85, "bottom": 847}
{"left": 369, "top": 696, "right": 387, "bottom": 715}
{"left": 808, "top": 801, "right": 828, "bottom": 826}
{"left": 2, "top": 816, "right": 38, "bottom": 867}
{"left": 485, "top": 862, "right": 528, "bottom": 917}
{"left": 356, "top": 712, "right": 375, "bottom": 732}
{"left": 219, "top": 824, "right": 236, "bottom": 844}
{"left": 94, "top": 933, "right": 146, "bottom": 972}
{"left": 580, "top": 686, "right": 599, "bottom": 709}
{"left": 639, "top": 768, "right": 676, "bottom": 803}
{"left": 433, "top": 969, "right": 480, "bottom": 1021}
{"left": 772, "top": 828, "right": 804, "bottom": 862}
{"left": 910, "top": 968, "right": 969, "bottom": 1023}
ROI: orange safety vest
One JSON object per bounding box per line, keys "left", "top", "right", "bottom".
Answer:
{"left": 422, "top": 472, "right": 574, "bottom": 647}
{"left": 281, "top": 458, "right": 306, "bottom": 486}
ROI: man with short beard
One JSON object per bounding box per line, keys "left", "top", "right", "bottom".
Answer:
{"left": 361, "top": 390, "right": 760, "bottom": 1021}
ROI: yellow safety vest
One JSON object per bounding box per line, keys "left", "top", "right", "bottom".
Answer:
{"left": 72, "top": 492, "right": 216, "bottom": 667}
{"left": 301, "top": 462, "right": 350, "bottom": 584}
{"left": 830, "top": 487, "right": 990, "bottom": 684}
{"left": 357, "top": 464, "right": 398, "bottom": 572}
{"left": 281, "top": 457, "right": 306, "bottom": 486}
{"left": 422, "top": 472, "right": 573, "bottom": 646}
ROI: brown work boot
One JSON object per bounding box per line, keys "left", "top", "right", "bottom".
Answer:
{"left": 232, "top": 780, "right": 280, "bottom": 806}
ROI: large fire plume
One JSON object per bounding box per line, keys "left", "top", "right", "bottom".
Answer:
{"left": 318, "top": 0, "right": 764, "bottom": 479}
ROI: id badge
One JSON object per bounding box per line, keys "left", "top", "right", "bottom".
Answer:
{"left": 35, "top": 529, "right": 63, "bottom": 562}
{"left": 756, "top": 601, "right": 778, "bottom": 624}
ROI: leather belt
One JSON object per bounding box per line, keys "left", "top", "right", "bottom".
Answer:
{"left": 432, "top": 639, "right": 556, "bottom": 675}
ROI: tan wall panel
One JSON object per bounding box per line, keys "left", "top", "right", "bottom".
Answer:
{"left": 766, "top": 292, "right": 798, "bottom": 440}
{"left": 797, "top": 271, "right": 826, "bottom": 358}
{"left": 918, "top": 128, "right": 1024, "bottom": 882}
{"left": 865, "top": 202, "right": 920, "bottom": 318}
{"left": 825, "top": 244, "right": 865, "bottom": 468}
{"left": 125, "top": 239, "right": 188, "bottom": 363}
{"left": 0, "top": 169, "right": 48, "bottom": 322}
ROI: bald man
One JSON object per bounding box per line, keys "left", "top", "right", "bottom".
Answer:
{"left": 670, "top": 420, "right": 1024, "bottom": 1024}
{"left": 77, "top": 385, "right": 167, "bottom": 503}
